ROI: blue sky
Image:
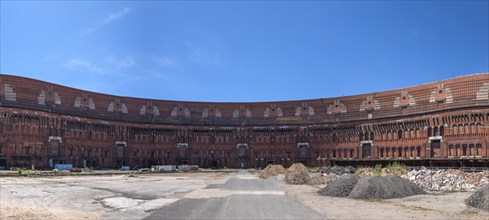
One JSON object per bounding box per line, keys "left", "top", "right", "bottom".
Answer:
{"left": 1, "top": 1, "right": 488, "bottom": 102}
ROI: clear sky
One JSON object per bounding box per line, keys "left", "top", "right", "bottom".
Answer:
{"left": 1, "top": 1, "right": 488, "bottom": 102}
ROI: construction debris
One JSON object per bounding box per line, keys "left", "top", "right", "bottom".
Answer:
{"left": 465, "top": 184, "right": 489, "bottom": 211}
{"left": 259, "top": 164, "right": 286, "bottom": 179}
{"left": 317, "top": 174, "right": 360, "bottom": 197}
{"left": 308, "top": 173, "right": 337, "bottom": 185}
{"left": 285, "top": 171, "right": 311, "bottom": 185}
{"left": 319, "top": 166, "right": 355, "bottom": 176}
{"left": 348, "top": 176, "right": 425, "bottom": 199}
{"left": 403, "top": 168, "right": 489, "bottom": 191}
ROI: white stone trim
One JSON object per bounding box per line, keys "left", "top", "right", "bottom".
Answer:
{"left": 177, "top": 143, "right": 188, "bottom": 149}
{"left": 428, "top": 136, "right": 442, "bottom": 143}
{"left": 115, "top": 141, "right": 127, "bottom": 147}
{"left": 48, "top": 136, "right": 62, "bottom": 143}
{"left": 360, "top": 140, "right": 373, "bottom": 146}
{"left": 237, "top": 143, "right": 248, "bottom": 148}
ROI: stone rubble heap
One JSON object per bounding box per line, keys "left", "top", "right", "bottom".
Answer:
{"left": 317, "top": 174, "right": 426, "bottom": 200}
{"left": 319, "top": 166, "right": 356, "bottom": 176}
{"left": 285, "top": 163, "right": 338, "bottom": 185}
{"left": 403, "top": 167, "right": 489, "bottom": 192}
{"left": 465, "top": 184, "right": 489, "bottom": 211}
{"left": 285, "top": 171, "right": 311, "bottom": 185}
{"left": 318, "top": 174, "right": 360, "bottom": 197}
{"left": 308, "top": 173, "right": 338, "bottom": 185}
{"left": 348, "top": 176, "right": 426, "bottom": 199}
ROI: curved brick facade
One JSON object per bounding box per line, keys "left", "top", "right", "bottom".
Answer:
{"left": 0, "top": 73, "right": 488, "bottom": 169}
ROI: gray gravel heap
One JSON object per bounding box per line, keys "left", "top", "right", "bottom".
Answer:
{"left": 348, "top": 175, "right": 426, "bottom": 199}
{"left": 285, "top": 171, "right": 311, "bottom": 185}
{"left": 317, "top": 174, "right": 359, "bottom": 197}
{"left": 465, "top": 184, "right": 489, "bottom": 211}
{"left": 320, "top": 166, "right": 356, "bottom": 176}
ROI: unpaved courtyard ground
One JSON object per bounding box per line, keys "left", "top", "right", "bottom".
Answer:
{"left": 1, "top": 171, "right": 488, "bottom": 219}
{"left": 278, "top": 174, "right": 489, "bottom": 219}
{"left": 1, "top": 172, "right": 229, "bottom": 219}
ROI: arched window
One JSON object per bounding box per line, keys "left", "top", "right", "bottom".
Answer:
{"left": 469, "top": 144, "right": 475, "bottom": 156}
{"left": 453, "top": 125, "right": 458, "bottom": 135}
{"left": 476, "top": 144, "right": 482, "bottom": 156}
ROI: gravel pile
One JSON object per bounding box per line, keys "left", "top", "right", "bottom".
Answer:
{"left": 318, "top": 174, "right": 425, "bottom": 199}
{"left": 465, "top": 184, "right": 489, "bottom": 211}
{"left": 349, "top": 176, "right": 425, "bottom": 199}
{"left": 287, "top": 163, "right": 308, "bottom": 173}
{"left": 320, "top": 166, "right": 355, "bottom": 175}
{"left": 308, "top": 173, "right": 337, "bottom": 185}
{"left": 317, "top": 174, "right": 359, "bottom": 197}
{"left": 404, "top": 168, "right": 489, "bottom": 191}
{"left": 259, "top": 164, "right": 286, "bottom": 179}
{"left": 285, "top": 171, "right": 311, "bottom": 185}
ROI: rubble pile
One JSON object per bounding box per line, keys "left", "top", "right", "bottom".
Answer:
{"left": 318, "top": 174, "right": 426, "bottom": 199}
{"left": 287, "top": 163, "right": 308, "bottom": 173}
{"left": 259, "top": 164, "right": 286, "bottom": 179}
{"left": 463, "top": 170, "right": 489, "bottom": 188}
{"left": 285, "top": 171, "right": 311, "bottom": 185}
{"left": 403, "top": 168, "right": 489, "bottom": 191}
{"left": 348, "top": 176, "right": 426, "bottom": 199}
{"left": 308, "top": 173, "right": 337, "bottom": 185}
{"left": 317, "top": 174, "right": 360, "bottom": 197}
{"left": 320, "top": 166, "right": 355, "bottom": 176}
{"left": 465, "top": 184, "right": 489, "bottom": 211}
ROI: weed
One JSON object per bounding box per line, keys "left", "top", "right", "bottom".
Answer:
{"left": 374, "top": 164, "right": 382, "bottom": 175}
{"left": 18, "top": 168, "right": 40, "bottom": 177}
{"left": 385, "top": 162, "right": 407, "bottom": 176}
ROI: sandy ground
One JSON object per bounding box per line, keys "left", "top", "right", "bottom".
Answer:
{"left": 0, "top": 172, "right": 229, "bottom": 220}
{"left": 277, "top": 174, "right": 489, "bottom": 219}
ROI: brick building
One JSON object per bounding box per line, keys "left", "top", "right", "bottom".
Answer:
{"left": 0, "top": 73, "right": 488, "bottom": 169}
